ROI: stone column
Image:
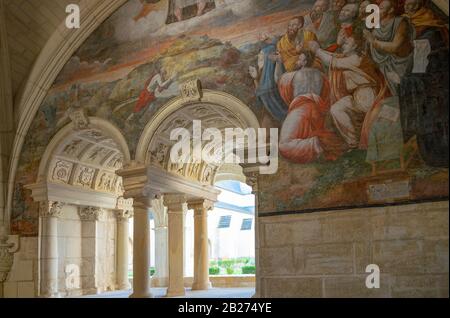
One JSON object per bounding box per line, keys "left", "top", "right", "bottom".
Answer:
{"left": 39, "top": 201, "right": 64, "bottom": 298}
{"left": 152, "top": 197, "right": 168, "bottom": 287}
{"left": 129, "top": 199, "right": 153, "bottom": 298}
{"left": 164, "top": 194, "right": 187, "bottom": 297}
{"left": 78, "top": 206, "right": 103, "bottom": 294}
{"left": 246, "top": 173, "right": 260, "bottom": 298}
{"left": 188, "top": 199, "right": 213, "bottom": 291}
{"left": 114, "top": 209, "right": 132, "bottom": 290}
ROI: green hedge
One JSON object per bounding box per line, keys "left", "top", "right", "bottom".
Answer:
{"left": 241, "top": 266, "right": 256, "bottom": 274}
{"left": 209, "top": 267, "right": 220, "bottom": 275}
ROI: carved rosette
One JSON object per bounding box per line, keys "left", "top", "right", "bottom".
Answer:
{"left": 78, "top": 206, "right": 103, "bottom": 222}
{"left": 39, "top": 201, "right": 64, "bottom": 218}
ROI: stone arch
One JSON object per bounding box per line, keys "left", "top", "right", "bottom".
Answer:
{"left": 16, "top": 117, "right": 131, "bottom": 225}
{"left": 135, "top": 88, "right": 260, "bottom": 185}
{"left": 37, "top": 117, "right": 131, "bottom": 184}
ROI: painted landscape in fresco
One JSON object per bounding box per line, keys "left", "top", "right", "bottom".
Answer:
{"left": 12, "top": 0, "right": 449, "bottom": 234}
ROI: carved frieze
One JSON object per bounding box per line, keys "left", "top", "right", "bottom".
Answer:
{"left": 74, "top": 165, "right": 96, "bottom": 188}
{"left": 62, "top": 139, "right": 83, "bottom": 157}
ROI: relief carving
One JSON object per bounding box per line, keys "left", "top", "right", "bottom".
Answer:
{"left": 62, "top": 139, "right": 83, "bottom": 157}
{"left": 150, "top": 143, "right": 169, "bottom": 167}
{"left": 180, "top": 79, "right": 202, "bottom": 101}
{"left": 78, "top": 206, "right": 104, "bottom": 221}
{"left": 51, "top": 160, "right": 73, "bottom": 183}
{"left": 75, "top": 166, "right": 96, "bottom": 188}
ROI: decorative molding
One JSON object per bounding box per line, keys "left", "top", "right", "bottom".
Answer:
{"left": 116, "top": 196, "right": 134, "bottom": 212}
{"left": 136, "top": 90, "right": 260, "bottom": 165}
{"left": 145, "top": 165, "right": 220, "bottom": 202}
{"left": 26, "top": 181, "right": 119, "bottom": 211}
{"left": 78, "top": 206, "right": 103, "bottom": 222}
{"left": 39, "top": 201, "right": 64, "bottom": 218}
{"left": 180, "top": 79, "right": 203, "bottom": 102}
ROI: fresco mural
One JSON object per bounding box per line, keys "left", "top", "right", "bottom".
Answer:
{"left": 12, "top": 0, "right": 449, "bottom": 235}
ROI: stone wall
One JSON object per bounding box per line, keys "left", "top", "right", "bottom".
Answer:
{"left": 258, "top": 201, "right": 449, "bottom": 298}
{"left": 3, "top": 237, "right": 38, "bottom": 298}
{"left": 3, "top": 205, "right": 117, "bottom": 298}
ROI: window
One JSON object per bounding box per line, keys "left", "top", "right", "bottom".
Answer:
{"left": 240, "top": 218, "right": 252, "bottom": 231}
{"left": 218, "top": 215, "right": 231, "bottom": 229}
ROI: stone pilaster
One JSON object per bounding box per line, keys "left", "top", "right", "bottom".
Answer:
{"left": 78, "top": 206, "right": 103, "bottom": 294}
{"left": 243, "top": 170, "right": 260, "bottom": 298}
{"left": 152, "top": 197, "right": 168, "bottom": 287}
{"left": 114, "top": 208, "right": 133, "bottom": 291}
{"left": 39, "top": 201, "right": 64, "bottom": 298}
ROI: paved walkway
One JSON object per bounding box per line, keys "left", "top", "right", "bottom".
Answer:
{"left": 79, "top": 288, "right": 255, "bottom": 298}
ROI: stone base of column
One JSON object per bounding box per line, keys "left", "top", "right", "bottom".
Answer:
{"left": 152, "top": 277, "right": 169, "bottom": 288}
{"left": 129, "top": 291, "right": 154, "bottom": 298}
{"left": 116, "top": 283, "right": 131, "bottom": 291}
{"left": 165, "top": 288, "right": 186, "bottom": 297}
{"left": 39, "top": 292, "right": 61, "bottom": 298}
{"left": 191, "top": 281, "right": 212, "bottom": 291}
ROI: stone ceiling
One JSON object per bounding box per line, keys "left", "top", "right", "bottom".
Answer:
{"left": 48, "top": 128, "right": 124, "bottom": 195}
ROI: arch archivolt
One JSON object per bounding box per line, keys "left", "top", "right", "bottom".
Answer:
{"left": 136, "top": 86, "right": 261, "bottom": 187}
{"left": 27, "top": 116, "right": 131, "bottom": 210}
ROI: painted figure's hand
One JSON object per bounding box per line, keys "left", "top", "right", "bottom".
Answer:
{"left": 307, "top": 40, "right": 320, "bottom": 53}
{"left": 249, "top": 66, "right": 258, "bottom": 79}
{"left": 269, "top": 52, "right": 282, "bottom": 63}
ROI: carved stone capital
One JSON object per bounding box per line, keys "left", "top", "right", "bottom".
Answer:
{"left": 188, "top": 199, "right": 214, "bottom": 215}
{"left": 163, "top": 194, "right": 187, "bottom": 213}
{"left": 114, "top": 209, "right": 133, "bottom": 222}
{"left": 39, "top": 201, "right": 64, "bottom": 218}
{"left": 78, "top": 206, "right": 103, "bottom": 222}
{"left": 242, "top": 170, "right": 258, "bottom": 193}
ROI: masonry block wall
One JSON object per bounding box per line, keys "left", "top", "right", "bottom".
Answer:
{"left": 258, "top": 201, "right": 449, "bottom": 298}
